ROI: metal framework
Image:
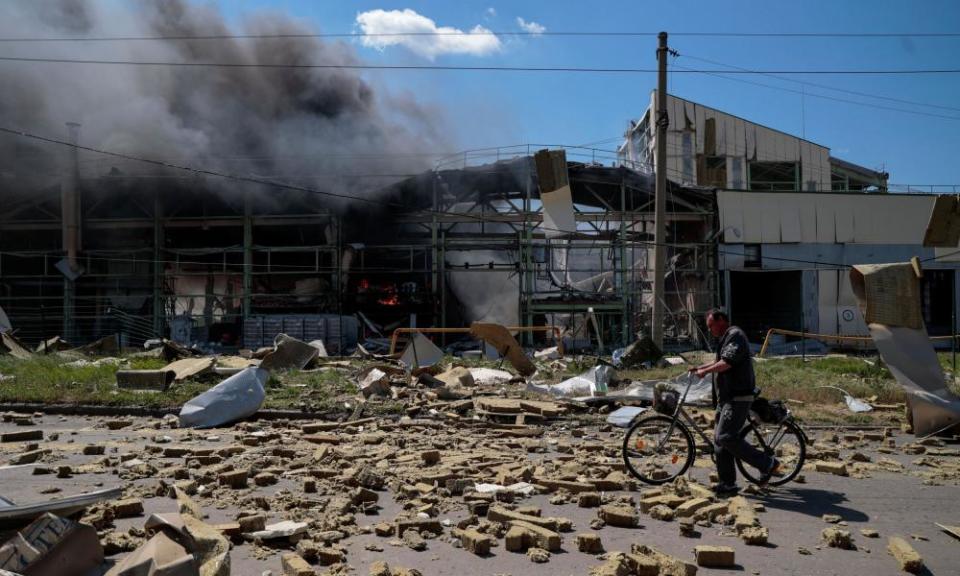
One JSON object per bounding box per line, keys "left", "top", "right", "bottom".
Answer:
{"left": 0, "top": 144, "right": 718, "bottom": 351}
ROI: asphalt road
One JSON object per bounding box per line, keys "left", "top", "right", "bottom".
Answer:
{"left": 0, "top": 414, "right": 957, "bottom": 576}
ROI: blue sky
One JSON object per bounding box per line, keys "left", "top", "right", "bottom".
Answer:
{"left": 217, "top": 2, "right": 958, "bottom": 186}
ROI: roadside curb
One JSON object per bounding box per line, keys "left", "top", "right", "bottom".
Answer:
{"left": 0, "top": 403, "right": 338, "bottom": 421}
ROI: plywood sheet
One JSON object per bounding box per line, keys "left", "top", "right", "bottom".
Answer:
{"left": 759, "top": 195, "right": 782, "bottom": 243}
{"left": 818, "top": 270, "right": 839, "bottom": 336}
{"left": 834, "top": 196, "right": 855, "bottom": 243}
{"left": 717, "top": 192, "right": 745, "bottom": 242}
{"left": 728, "top": 156, "right": 745, "bottom": 190}
{"left": 779, "top": 196, "right": 803, "bottom": 242}
{"left": 541, "top": 184, "right": 576, "bottom": 238}
{"left": 740, "top": 194, "right": 764, "bottom": 243}
{"left": 733, "top": 118, "right": 746, "bottom": 157}
{"left": 694, "top": 104, "right": 706, "bottom": 153}
{"left": 799, "top": 201, "right": 817, "bottom": 242}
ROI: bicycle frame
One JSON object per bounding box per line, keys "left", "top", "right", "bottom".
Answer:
{"left": 648, "top": 373, "right": 799, "bottom": 457}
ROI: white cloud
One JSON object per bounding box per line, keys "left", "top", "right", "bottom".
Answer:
{"left": 356, "top": 9, "right": 501, "bottom": 60}
{"left": 486, "top": 7, "right": 497, "bottom": 17}
{"left": 516, "top": 17, "right": 546, "bottom": 35}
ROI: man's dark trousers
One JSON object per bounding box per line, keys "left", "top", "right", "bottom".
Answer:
{"left": 714, "top": 400, "right": 774, "bottom": 484}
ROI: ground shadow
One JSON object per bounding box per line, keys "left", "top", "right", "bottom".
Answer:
{"left": 754, "top": 487, "right": 869, "bottom": 522}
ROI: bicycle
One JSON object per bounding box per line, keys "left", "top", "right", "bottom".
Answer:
{"left": 621, "top": 373, "right": 808, "bottom": 486}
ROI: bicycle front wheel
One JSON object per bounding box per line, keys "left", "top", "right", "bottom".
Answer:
{"left": 736, "top": 419, "right": 806, "bottom": 486}
{"left": 622, "top": 414, "right": 696, "bottom": 485}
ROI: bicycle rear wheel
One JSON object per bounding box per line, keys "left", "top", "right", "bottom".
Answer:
{"left": 736, "top": 419, "right": 806, "bottom": 486}
{"left": 622, "top": 414, "right": 696, "bottom": 485}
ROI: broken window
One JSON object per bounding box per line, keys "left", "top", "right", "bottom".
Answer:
{"left": 743, "top": 244, "right": 762, "bottom": 269}
{"left": 748, "top": 162, "right": 798, "bottom": 192}
{"left": 697, "top": 155, "right": 727, "bottom": 188}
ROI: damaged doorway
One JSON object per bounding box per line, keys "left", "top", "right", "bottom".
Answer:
{"left": 922, "top": 269, "right": 956, "bottom": 338}
{"left": 730, "top": 270, "right": 803, "bottom": 343}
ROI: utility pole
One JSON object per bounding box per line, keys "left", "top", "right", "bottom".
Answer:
{"left": 651, "top": 31, "right": 669, "bottom": 348}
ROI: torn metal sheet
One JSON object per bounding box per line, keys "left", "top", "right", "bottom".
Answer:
{"left": 116, "top": 369, "right": 175, "bottom": 392}
{"left": 923, "top": 194, "right": 960, "bottom": 247}
{"left": 0, "top": 487, "right": 122, "bottom": 530}
{"left": 308, "top": 339, "right": 328, "bottom": 358}
{"left": 815, "top": 386, "right": 873, "bottom": 413}
{"left": 399, "top": 332, "right": 443, "bottom": 370}
{"left": 617, "top": 375, "right": 713, "bottom": 406}
{"left": 851, "top": 264, "right": 960, "bottom": 436}
{"left": 606, "top": 406, "right": 647, "bottom": 428}
{"left": 540, "top": 185, "right": 576, "bottom": 237}
{"left": 469, "top": 323, "right": 536, "bottom": 377}
{"left": 69, "top": 334, "right": 119, "bottom": 357}
{"left": 163, "top": 357, "right": 215, "bottom": 382}
{"left": 259, "top": 334, "right": 319, "bottom": 372}
{"left": 0, "top": 333, "right": 33, "bottom": 360}
{"left": 178, "top": 367, "right": 267, "bottom": 429}
{"left": 535, "top": 149, "right": 576, "bottom": 237}
{"left": 528, "top": 365, "right": 613, "bottom": 398}
{"left": 936, "top": 523, "right": 960, "bottom": 541}
{"left": 468, "top": 368, "right": 514, "bottom": 386}
{"left": 34, "top": 336, "right": 71, "bottom": 354}
{"left": 0, "top": 512, "right": 104, "bottom": 576}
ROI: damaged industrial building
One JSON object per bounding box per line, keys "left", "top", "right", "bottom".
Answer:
{"left": 3, "top": 94, "right": 959, "bottom": 357}
{"left": 0, "top": 135, "right": 718, "bottom": 354}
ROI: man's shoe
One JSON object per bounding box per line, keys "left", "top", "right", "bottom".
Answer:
{"left": 711, "top": 482, "right": 740, "bottom": 496}
{"left": 759, "top": 458, "right": 784, "bottom": 485}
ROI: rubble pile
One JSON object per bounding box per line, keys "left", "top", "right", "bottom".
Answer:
{"left": 0, "top": 327, "right": 959, "bottom": 574}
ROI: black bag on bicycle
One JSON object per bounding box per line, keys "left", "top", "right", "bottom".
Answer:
{"left": 653, "top": 384, "right": 680, "bottom": 415}
{"left": 752, "top": 396, "right": 788, "bottom": 424}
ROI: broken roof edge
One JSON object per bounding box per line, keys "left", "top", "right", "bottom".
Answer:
{"left": 638, "top": 90, "right": 833, "bottom": 151}
{"left": 829, "top": 156, "right": 889, "bottom": 184}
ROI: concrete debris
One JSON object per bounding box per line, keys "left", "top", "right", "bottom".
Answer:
{"left": 281, "top": 552, "right": 313, "bottom": 576}
{"left": 694, "top": 545, "right": 735, "bottom": 568}
{"left": 0, "top": 340, "right": 957, "bottom": 576}
{"left": 577, "top": 533, "right": 604, "bottom": 554}
{"left": 163, "top": 357, "right": 216, "bottom": 382}
{"left": 822, "top": 527, "right": 856, "bottom": 550}
{"left": 887, "top": 536, "right": 924, "bottom": 573}
{"left": 527, "top": 546, "right": 551, "bottom": 563}
{"left": 599, "top": 505, "right": 639, "bottom": 528}
{"left": 358, "top": 367, "right": 392, "bottom": 398}
{"left": 116, "top": 369, "right": 176, "bottom": 392}
{"left": 248, "top": 521, "right": 309, "bottom": 543}
{"left": 0, "top": 513, "right": 104, "bottom": 576}
{"left": 104, "top": 531, "right": 194, "bottom": 576}
{"left": 468, "top": 368, "right": 515, "bottom": 386}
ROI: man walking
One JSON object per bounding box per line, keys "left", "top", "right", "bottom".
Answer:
{"left": 690, "top": 309, "right": 779, "bottom": 495}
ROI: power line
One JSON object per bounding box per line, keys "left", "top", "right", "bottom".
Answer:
{"left": 0, "top": 55, "right": 959, "bottom": 75}
{"left": 681, "top": 52, "right": 960, "bottom": 114}
{"left": 0, "top": 125, "right": 395, "bottom": 207}
{"left": 1, "top": 123, "right": 954, "bottom": 272}
{"left": 672, "top": 63, "right": 960, "bottom": 121}
{"left": 0, "top": 31, "right": 958, "bottom": 42}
